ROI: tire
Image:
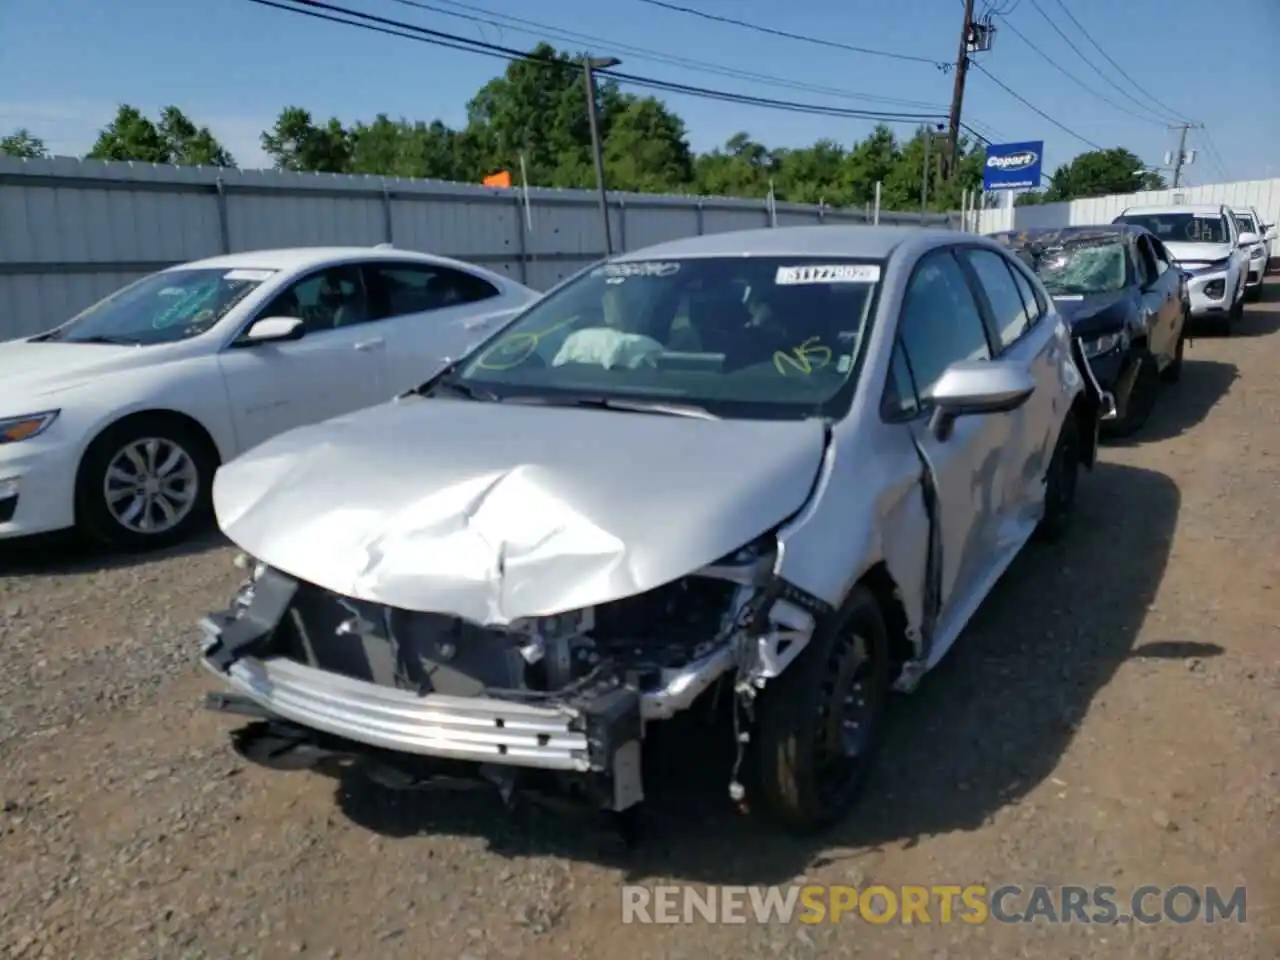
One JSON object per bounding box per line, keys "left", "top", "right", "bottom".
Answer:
{"left": 1160, "top": 323, "right": 1185, "bottom": 384}
{"left": 1107, "top": 350, "right": 1159, "bottom": 438}
{"left": 752, "top": 584, "right": 891, "bottom": 833}
{"left": 75, "top": 414, "right": 218, "bottom": 550}
{"left": 1036, "top": 412, "right": 1081, "bottom": 544}
{"left": 1226, "top": 291, "right": 1244, "bottom": 330}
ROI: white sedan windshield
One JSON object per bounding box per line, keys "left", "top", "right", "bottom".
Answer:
{"left": 456, "top": 256, "right": 881, "bottom": 419}
{"left": 49, "top": 267, "right": 275, "bottom": 345}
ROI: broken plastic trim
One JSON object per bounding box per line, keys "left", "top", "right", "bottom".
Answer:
{"left": 1070, "top": 335, "right": 1109, "bottom": 466}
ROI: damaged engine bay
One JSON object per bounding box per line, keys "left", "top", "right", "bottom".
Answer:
{"left": 202, "top": 537, "right": 828, "bottom": 837}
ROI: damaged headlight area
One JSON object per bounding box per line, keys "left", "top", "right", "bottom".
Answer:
{"left": 200, "top": 535, "right": 828, "bottom": 827}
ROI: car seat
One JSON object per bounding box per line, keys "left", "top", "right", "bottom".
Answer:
{"left": 684, "top": 292, "right": 759, "bottom": 369}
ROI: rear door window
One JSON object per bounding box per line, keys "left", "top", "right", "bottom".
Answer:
{"left": 960, "top": 248, "right": 1033, "bottom": 352}
{"left": 364, "top": 263, "right": 500, "bottom": 320}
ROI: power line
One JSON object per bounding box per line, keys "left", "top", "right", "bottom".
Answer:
{"left": 1199, "top": 129, "right": 1231, "bottom": 182}
{"left": 384, "top": 0, "right": 951, "bottom": 111}
{"left": 250, "top": 0, "right": 991, "bottom": 135}
{"left": 1046, "top": 0, "right": 1192, "bottom": 124}
{"left": 634, "top": 0, "right": 949, "bottom": 69}
{"left": 1025, "top": 0, "right": 1179, "bottom": 124}
{"left": 997, "top": 16, "right": 1165, "bottom": 127}
{"left": 969, "top": 61, "right": 1104, "bottom": 150}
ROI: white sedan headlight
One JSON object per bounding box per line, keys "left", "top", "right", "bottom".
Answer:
{"left": 0, "top": 410, "right": 60, "bottom": 444}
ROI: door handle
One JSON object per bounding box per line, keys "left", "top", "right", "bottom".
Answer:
{"left": 354, "top": 337, "right": 385, "bottom": 352}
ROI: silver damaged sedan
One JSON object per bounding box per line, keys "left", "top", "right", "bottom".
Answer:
{"left": 201, "top": 226, "right": 1108, "bottom": 836}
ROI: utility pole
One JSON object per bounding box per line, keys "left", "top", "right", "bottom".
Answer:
{"left": 1168, "top": 122, "right": 1202, "bottom": 188}
{"left": 945, "top": 0, "right": 976, "bottom": 174}
{"left": 921, "top": 124, "right": 947, "bottom": 212}
{"left": 922, "top": 130, "right": 931, "bottom": 211}
{"left": 583, "top": 55, "right": 621, "bottom": 255}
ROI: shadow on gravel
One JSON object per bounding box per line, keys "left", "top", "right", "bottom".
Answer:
{"left": 1104, "top": 358, "right": 1237, "bottom": 446}
{"left": 1129, "top": 640, "right": 1224, "bottom": 660}
{"left": 0, "top": 525, "right": 227, "bottom": 577}
{"left": 333, "top": 462, "right": 1183, "bottom": 886}
{"left": 1188, "top": 280, "right": 1280, "bottom": 338}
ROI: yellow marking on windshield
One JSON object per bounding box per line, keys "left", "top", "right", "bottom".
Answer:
{"left": 773, "top": 337, "right": 833, "bottom": 376}
{"left": 474, "top": 315, "right": 579, "bottom": 370}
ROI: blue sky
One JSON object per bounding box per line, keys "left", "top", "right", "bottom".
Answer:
{"left": 2, "top": 0, "right": 1276, "bottom": 186}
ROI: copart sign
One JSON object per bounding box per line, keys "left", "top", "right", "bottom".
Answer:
{"left": 982, "top": 140, "right": 1045, "bottom": 191}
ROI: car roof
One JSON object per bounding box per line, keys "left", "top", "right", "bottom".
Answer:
{"left": 608, "top": 225, "right": 961, "bottom": 262}
{"left": 1117, "top": 203, "right": 1229, "bottom": 216}
{"left": 991, "top": 224, "right": 1145, "bottom": 246}
{"left": 174, "top": 246, "right": 499, "bottom": 275}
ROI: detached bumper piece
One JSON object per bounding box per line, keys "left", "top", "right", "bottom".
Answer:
{"left": 1071, "top": 337, "right": 1112, "bottom": 464}
{"left": 201, "top": 568, "right": 646, "bottom": 815}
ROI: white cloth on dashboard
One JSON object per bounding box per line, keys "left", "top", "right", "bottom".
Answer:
{"left": 552, "top": 327, "right": 665, "bottom": 369}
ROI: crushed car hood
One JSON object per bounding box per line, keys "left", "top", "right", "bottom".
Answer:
{"left": 213, "top": 396, "right": 828, "bottom": 625}
{"left": 1052, "top": 291, "right": 1134, "bottom": 338}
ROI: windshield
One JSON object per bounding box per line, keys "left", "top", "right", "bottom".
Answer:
{"left": 1012, "top": 239, "right": 1129, "bottom": 296}
{"left": 450, "top": 255, "right": 881, "bottom": 420}
{"left": 1115, "top": 213, "right": 1229, "bottom": 245}
{"left": 48, "top": 267, "right": 275, "bottom": 345}
{"left": 1234, "top": 215, "right": 1256, "bottom": 236}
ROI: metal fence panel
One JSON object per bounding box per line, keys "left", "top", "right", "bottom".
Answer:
{"left": 976, "top": 177, "right": 1280, "bottom": 238}
{"left": 0, "top": 156, "right": 958, "bottom": 340}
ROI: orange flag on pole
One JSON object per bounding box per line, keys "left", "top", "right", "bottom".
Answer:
{"left": 483, "top": 170, "right": 512, "bottom": 188}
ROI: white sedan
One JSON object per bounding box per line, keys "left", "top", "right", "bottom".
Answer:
{"left": 0, "top": 246, "right": 539, "bottom": 549}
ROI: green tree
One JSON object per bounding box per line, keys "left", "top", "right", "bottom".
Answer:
{"left": 0, "top": 128, "right": 48, "bottom": 159}
{"left": 464, "top": 43, "right": 593, "bottom": 186}
{"left": 695, "top": 132, "right": 776, "bottom": 198}
{"left": 348, "top": 114, "right": 460, "bottom": 179}
{"left": 236, "top": 42, "right": 1163, "bottom": 214}
{"left": 1042, "top": 147, "right": 1152, "bottom": 202}
{"left": 88, "top": 105, "right": 171, "bottom": 163}
{"left": 602, "top": 95, "right": 695, "bottom": 193}
{"left": 158, "top": 106, "right": 236, "bottom": 167}
{"left": 1139, "top": 169, "right": 1168, "bottom": 191}
{"left": 261, "top": 107, "right": 352, "bottom": 173}
{"left": 841, "top": 124, "right": 901, "bottom": 206}
{"left": 87, "top": 105, "right": 234, "bottom": 166}
{"left": 773, "top": 139, "right": 847, "bottom": 205}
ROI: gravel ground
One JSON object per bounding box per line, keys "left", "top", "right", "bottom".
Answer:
{"left": 2, "top": 284, "right": 1278, "bottom": 960}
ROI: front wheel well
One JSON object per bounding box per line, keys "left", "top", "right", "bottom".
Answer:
{"left": 1068, "top": 392, "right": 1098, "bottom": 469}
{"left": 858, "top": 561, "right": 914, "bottom": 674}
{"left": 75, "top": 409, "right": 223, "bottom": 500}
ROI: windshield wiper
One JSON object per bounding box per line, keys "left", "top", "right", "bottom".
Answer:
{"left": 511, "top": 394, "right": 720, "bottom": 420}
{"left": 422, "top": 377, "right": 500, "bottom": 402}
{"left": 65, "top": 334, "right": 142, "bottom": 346}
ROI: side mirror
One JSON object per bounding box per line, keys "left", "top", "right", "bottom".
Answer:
{"left": 923, "top": 359, "right": 1036, "bottom": 442}
{"left": 1179, "top": 269, "right": 1194, "bottom": 283}
{"left": 1238, "top": 231, "right": 1259, "bottom": 247}
{"left": 1263, "top": 225, "right": 1276, "bottom": 240}
{"left": 240, "top": 315, "right": 305, "bottom": 345}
